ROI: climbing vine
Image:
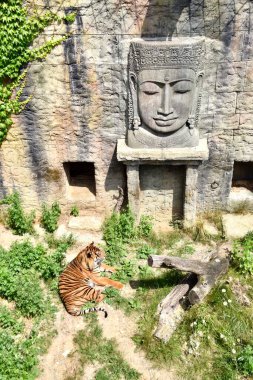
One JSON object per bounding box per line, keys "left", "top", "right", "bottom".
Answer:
{"left": 0, "top": 0, "right": 75, "bottom": 145}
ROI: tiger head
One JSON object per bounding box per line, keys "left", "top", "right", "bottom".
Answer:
{"left": 77, "top": 242, "right": 105, "bottom": 271}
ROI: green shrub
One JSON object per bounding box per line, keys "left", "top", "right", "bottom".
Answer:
{"left": 0, "top": 192, "right": 35, "bottom": 235}
{"left": 70, "top": 205, "right": 79, "bottom": 217}
{"left": 137, "top": 215, "right": 153, "bottom": 238}
{"left": 237, "top": 345, "right": 253, "bottom": 376}
{"left": 41, "top": 201, "right": 61, "bottom": 233}
{"left": 136, "top": 244, "right": 156, "bottom": 259}
{"left": 103, "top": 208, "right": 136, "bottom": 245}
{"left": 14, "top": 270, "right": 46, "bottom": 317}
{"left": 231, "top": 232, "right": 253, "bottom": 275}
{"left": 0, "top": 306, "right": 23, "bottom": 335}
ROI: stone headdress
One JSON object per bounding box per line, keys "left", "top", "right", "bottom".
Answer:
{"left": 129, "top": 38, "right": 205, "bottom": 74}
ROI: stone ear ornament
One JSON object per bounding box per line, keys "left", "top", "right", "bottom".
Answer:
{"left": 133, "top": 117, "right": 141, "bottom": 130}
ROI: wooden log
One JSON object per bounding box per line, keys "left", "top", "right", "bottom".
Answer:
{"left": 148, "top": 255, "right": 209, "bottom": 275}
{"left": 188, "top": 258, "right": 229, "bottom": 304}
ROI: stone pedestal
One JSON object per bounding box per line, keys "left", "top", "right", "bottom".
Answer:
{"left": 117, "top": 139, "right": 209, "bottom": 228}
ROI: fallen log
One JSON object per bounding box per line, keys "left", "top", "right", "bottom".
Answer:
{"left": 149, "top": 248, "right": 230, "bottom": 342}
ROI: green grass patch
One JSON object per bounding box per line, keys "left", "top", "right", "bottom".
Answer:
{"left": 67, "top": 315, "right": 140, "bottom": 380}
{"left": 0, "top": 235, "right": 74, "bottom": 379}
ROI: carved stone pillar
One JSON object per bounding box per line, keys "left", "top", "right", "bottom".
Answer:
{"left": 126, "top": 164, "right": 140, "bottom": 220}
{"left": 184, "top": 165, "right": 199, "bottom": 228}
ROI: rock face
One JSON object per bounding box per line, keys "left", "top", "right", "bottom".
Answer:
{"left": 0, "top": 0, "right": 253, "bottom": 221}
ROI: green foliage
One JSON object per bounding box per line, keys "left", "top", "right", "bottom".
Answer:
{"left": 41, "top": 201, "right": 61, "bottom": 233}
{"left": 136, "top": 244, "right": 156, "bottom": 259}
{"left": 0, "top": 233, "right": 73, "bottom": 378}
{"left": 237, "top": 345, "right": 253, "bottom": 376}
{"left": 231, "top": 232, "right": 253, "bottom": 275}
{"left": 0, "top": 306, "right": 24, "bottom": 335}
{"left": 0, "top": 0, "right": 75, "bottom": 145}
{"left": 133, "top": 271, "right": 253, "bottom": 380}
{"left": 0, "top": 192, "right": 35, "bottom": 235}
{"left": 70, "top": 318, "right": 140, "bottom": 380}
{"left": 137, "top": 215, "right": 153, "bottom": 238}
{"left": 45, "top": 233, "right": 75, "bottom": 250}
{"left": 70, "top": 205, "right": 79, "bottom": 217}
{"left": 0, "top": 238, "right": 73, "bottom": 317}
{"left": 111, "top": 259, "right": 137, "bottom": 284}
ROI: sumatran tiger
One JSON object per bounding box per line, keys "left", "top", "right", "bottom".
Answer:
{"left": 58, "top": 242, "right": 123, "bottom": 317}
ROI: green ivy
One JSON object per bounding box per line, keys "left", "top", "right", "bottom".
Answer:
{"left": 0, "top": 0, "right": 75, "bottom": 145}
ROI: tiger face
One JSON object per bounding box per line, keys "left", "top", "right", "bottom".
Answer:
{"left": 77, "top": 242, "right": 105, "bottom": 271}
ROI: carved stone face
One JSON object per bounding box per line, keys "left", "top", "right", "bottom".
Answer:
{"left": 131, "top": 68, "right": 198, "bottom": 134}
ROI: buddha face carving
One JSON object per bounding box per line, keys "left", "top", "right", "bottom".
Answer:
{"left": 131, "top": 68, "right": 199, "bottom": 134}
{"left": 127, "top": 39, "right": 205, "bottom": 148}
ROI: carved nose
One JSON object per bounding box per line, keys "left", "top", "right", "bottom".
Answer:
{"left": 158, "top": 84, "right": 172, "bottom": 115}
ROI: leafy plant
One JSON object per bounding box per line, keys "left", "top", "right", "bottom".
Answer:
{"left": 0, "top": 192, "right": 35, "bottom": 235}
{"left": 136, "top": 244, "right": 156, "bottom": 259}
{"left": 41, "top": 201, "right": 61, "bottom": 233}
{"left": 137, "top": 215, "right": 153, "bottom": 238}
{"left": 237, "top": 345, "right": 253, "bottom": 376}
{"left": 0, "top": 306, "right": 24, "bottom": 335}
{"left": 231, "top": 232, "right": 253, "bottom": 275}
{"left": 70, "top": 205, "right": 79, "bottom": 217}
{"left": 0, "top": 0, "right": 75, "bottom": 145}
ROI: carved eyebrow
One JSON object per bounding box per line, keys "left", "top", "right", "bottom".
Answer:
{"left": 139, "top": 79, "right": 194, "bottom": 85}
{"left": 170, "top": 79, "right": 194, "bottom": 84}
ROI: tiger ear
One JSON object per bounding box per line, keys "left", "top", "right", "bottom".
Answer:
{"left": 91, "top": 241, "right": 94, "bottom": 246}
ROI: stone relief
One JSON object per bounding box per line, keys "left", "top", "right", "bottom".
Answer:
{"left": 127, "top": 38, "right": 205, "bottom": 149}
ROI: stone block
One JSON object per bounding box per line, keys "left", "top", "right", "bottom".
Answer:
{"left": 207, "top": 92, "right": 237, "bottom": 114}
{"left": 117, "top": 139, "right": 209, "bottom": 162}
{"left": 236, "top": 92, "right": 253, "bottom": 113}
{"left": 222, "top": 214, "right": 253, "bottom": 239}
{"left": 244, "top": 61, "right": 253, "bottom": 91}
{"left": 216, "top": 62, "right": 246, "bottom": 92}
{"left": 213, "top": 114, "right": 239, "bottom": 130}
{"left": 239, "top": 114, "right": 253, "bottom": 130}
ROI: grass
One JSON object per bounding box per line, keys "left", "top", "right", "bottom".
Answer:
{"left": 101, "top": 209, "right": 253, "bottom": 380}
{"left": 66, "top": 315, "right": 140, "bottom": 380}
{"left": 0, "top": 234, "right": 74, "bottom": 379}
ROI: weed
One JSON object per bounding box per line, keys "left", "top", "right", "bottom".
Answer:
{"left": 136, "top": 244, "right": 156, "bottom": 259}
{"left": 137, "top": 215, "right": 153, "bottom": 238}
{"left": 69, "top": 317, "right": 140, "bottom": 380}
{"left": 231, "top": 232, "right": 253, "bottom": 275}
{"left": 237, "top": 344, "right": 253, "bottom": 376}
{"left": 70, "top": 205, "right": 79, "bottom": 217}
{"left": 0, "top": 306, "right": 24, "bottom": 335}
{"left": 45, "top": 233, "right": 75, "bottom": 250}
{"left": 0, "top": 192, "right": 35, "bottom": 235}
{"left": 41, "top": 201, "right": 61, "bottom": 233}
{"left": 0, "top": 235, "right": 69, "bottom": 379}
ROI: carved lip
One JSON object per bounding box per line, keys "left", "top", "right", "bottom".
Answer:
{"left": 153, "top": 116, "right": 178, "bottom": 126}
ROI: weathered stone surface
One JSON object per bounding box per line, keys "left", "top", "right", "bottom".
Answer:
{"left": 222, "top": 214, "right": 253, "bottom": 239}
{"left": 68, "top": 216, "right": 103, "bottom": 232}
{"left": 0, "top": 0, "right": 253, "bottom": 222}
{"left": 117, "top": 138, "right": 209, "bottom": 162}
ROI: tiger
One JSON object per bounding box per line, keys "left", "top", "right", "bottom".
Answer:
{"left": 58, "top": 242, "right": 123, "bottom": 317}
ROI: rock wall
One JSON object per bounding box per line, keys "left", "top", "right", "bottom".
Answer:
{"left": 0, "top": 0, "right": 253, "bottom": 216}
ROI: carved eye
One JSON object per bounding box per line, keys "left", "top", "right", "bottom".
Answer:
{"left": 140, "top": 82, "right": 160, "bottom": 95}
{"left": 173, "top": 81, "right": 193, "bottom": 94}
{"left": 87, "top": 252, "right": 92, "bottom": 258}
{"left": 143, "top": 90, "right": 159, "bottom": 95}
